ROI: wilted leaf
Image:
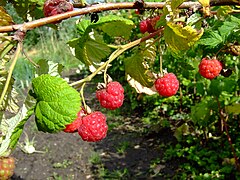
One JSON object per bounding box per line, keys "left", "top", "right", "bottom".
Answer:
{"left": 0, "top": 104, "right": 33, "bottom": 156}
{"left": 32, "top": 74, "right": 81, "bottom": 133}
{"left": 124, "top": 50, "right": 155, "bottom": 88}
{"left": 164, "top": 22, "right": 203, "bottom": 53}
{"left": 198, "top": 0, "right": 209, "bottom": 7}
{"left": 127, "top": 75, "right": 156, "bottom": 95}
{"left": 0, "top": 6, "right": 14, "bottom": 26}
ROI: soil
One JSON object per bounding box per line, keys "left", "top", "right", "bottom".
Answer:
{"left": 10, "top": 73, "right": 178, "bottom": 180}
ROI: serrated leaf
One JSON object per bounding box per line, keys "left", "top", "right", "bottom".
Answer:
{"left": 198, "top": 31, "right": 223, "bottom": 47}
{"left": 0, "top": 6, "right": 14, "bottom": 26}
{"left": 77, "top": 15, "right": 135, "bottom": 39}
{"left": 218, "top": 18, "right": 239, "bottom": 39}
{"left": 0, "top": 104, "right": 33, "bottom": 156}
{"left": 226, "top": 103, "right": 240, "bottom": 114}
{"left": 32, "top": 74, "right": 81, "bottom": 133}
{"left": 164, "top": 22, "right": 203, "bottom": 53}
{"left": 75, "top": 37, "right": 112, "bottom": 66}
{"left": 76, "top": 19, "right": 91, "bottom": 36}
{"left": 124, "top": 52, "right": 154, "bottom": 88}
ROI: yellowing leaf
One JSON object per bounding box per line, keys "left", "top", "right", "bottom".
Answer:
{"left": 0, "top": 6, "right": 14, "bottom": 26}
{"left": 198, "top": 0, "right": 210, "bottom": 7}
{"left": 164, "top": 22, "right": 203, "bottom": 53}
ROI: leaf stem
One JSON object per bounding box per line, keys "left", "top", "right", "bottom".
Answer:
{"left": 80, "top": 82, "right": 87, "bottom": 110}
{"left": 70, "top": 28, "right": 163, "bottom": 87}
{"left": 0, "top": 43, "right": 22, "bottom": 108}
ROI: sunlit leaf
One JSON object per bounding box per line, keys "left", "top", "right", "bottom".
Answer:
{"left": 164, "top": 22, "right": 203, "bottom": 53}
{"left": 0, "top": 6, "right": 14, "bottom": 26}
{"left": 226, "top": 103, "right": 240, "bottom": 114}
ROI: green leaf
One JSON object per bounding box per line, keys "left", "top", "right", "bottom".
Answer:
{"left": 75, "top": 37, "right": 112, "bottom": 66}
{"left": 124, "top": 51, "right": 154, "bottom": 88}
{"left": 32, "top": 74, "right": 81, "bottom": 133}
{"left": 208, "top": 78, "right": 236, "bottom": 97}
{"left": 191, "top": 97, "right": 214, "bottom": 126}
{"left": 218, "top": 17, "right": 240, "bottom": 39}
{"left": 164, "top": 22, "right": 203, "bottom": 53}
{"left": 0, "top": 104, "right": 34, "bottom": 156}
{"left": 226, "top": 103, "right": 240, "bottom": 114}
{"left": 76, "top": 15, "right": 135, "bottom": 39}
{"left": 198, "top": 31, "right": 223, "bottom": 47}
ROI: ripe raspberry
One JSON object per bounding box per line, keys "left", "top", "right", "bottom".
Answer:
{"left": 154, "top": 73, "right": 179, "bottom": 97}
{"left": 96, "top": 81, "right": 124, "bottom": 110}
{"left": 43, "top": 0, "right": 73, "bottom": 17}
{"left": 78, "top": 111, "right": 108, "bottom": 142}
{"left": 198, "top": 58, "right": 223, "bottom": 79}
{"left": 139, "top": 16, "right": 160, "bottom": 34}
{"left": 64, "top": 108, "right": 86, "bottom": 133}
{"left": 0, "top": 156, "right": 15, "bottom": 180}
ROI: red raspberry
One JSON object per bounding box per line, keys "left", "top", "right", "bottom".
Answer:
{"left": 154, "top": 73, "right": 179, "bottom": 97}
{"left": 64, "top": 108, "right": 86, "bottom": 133}
{"left": 0, "top": 156, "right": 15, "bottom": 180}
{"left": 139, "top": 20, "right": 148, "bottom": 34}
{"left": 43, "top": 0, "right": 73, "bottom": 17}
{"left": 139, "top": 16, "right": 160, "bottom": 34}
{"left": 96, "top": 81, "right": 124, "bottom": 110}
{"left": 199, "top": 58, "right": 223, "bottom": 79}
{"left": 78, "top": 111, "right": 108, "bottom": 142}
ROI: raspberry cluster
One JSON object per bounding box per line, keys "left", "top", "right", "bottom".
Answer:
{"left": 139, "top": 16, "right": 160, "bottom": 34}
{"left": 64, "top": 108, "right": 108, "bottom": 142}
{"left": 43, "top": 0, "right": 73, "bottom": 17}
{"left": 96, "top": 81, "right": 124, "bottom": 110}
{"left": 154, "top": 73, "right": 179, "bottom": 97}
{"left": 0, "top": 156, "right": 15, "bottom": 180}
{"left": 198, "top": 58, "right": 222, "bottom": 79}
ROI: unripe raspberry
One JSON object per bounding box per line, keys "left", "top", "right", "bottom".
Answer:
{"left": 155, "top": 73, "right": 179, "bottom": 97}
{"left": 96, "top": 81, "right": 124, "bottom": 110}
{"left": 199, "top": 58, "right": 223, "bottom": 79}
{"left": 0, "top": 156, "right": 15, "bottom": 180}
{"left": 78, "top": 111, "right": 108, "bottom": 142}
{"left": 43, "top": 0, "right": 73, "bottom": 17}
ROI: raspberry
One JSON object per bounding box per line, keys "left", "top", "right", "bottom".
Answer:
{"left": 198, "top": 58, "right": 223, "bottom": 79}
{"left": 64, "top": 108, "right": 86, "bottom": 133}
{"left": 139, "top": 16, "right": 161, "bottom": 34}
{"left": 0, "top": 156, "right": 15, "bottom": 180}
{"left": 96, "top": 81, "right": 124, "bottom": 110}
{"left": 78, "top": 111, "right": 108, "bottom": 142}
{"left": 43, "top": 0, "right": 73, "bottom": 17}
{"left": 139, "top": 20, "right": 149, "bottom": 34}
{"left": 154, "top": 73, "right": 179, "bottom": 97}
